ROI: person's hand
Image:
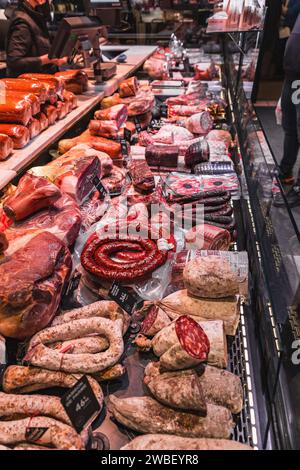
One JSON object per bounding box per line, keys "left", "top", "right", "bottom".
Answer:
{"left": 52, "top": 56, "right": 68, "bottom": 67}
{"left": 40, "top": 54, "right": 52, "bottom": 65}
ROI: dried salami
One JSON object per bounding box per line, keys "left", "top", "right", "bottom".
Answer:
{"left": 175, "top": 316, "right": 210, "bottom": 360}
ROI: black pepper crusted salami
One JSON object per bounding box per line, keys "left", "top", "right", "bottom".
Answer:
{"left": 175, "top": 316, "right": 210, "bottom": 360}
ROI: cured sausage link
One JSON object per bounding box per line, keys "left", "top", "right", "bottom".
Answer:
{"left": 0, "top": 417, "right": 84, "bottom": 450}
{"left": 26, "top": 318, "right": 124, "bottom": 374}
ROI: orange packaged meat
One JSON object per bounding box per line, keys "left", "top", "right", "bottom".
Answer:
{"left": 0, "top": 134, "right": 14, "bottom": 161}
{"left": 27, "top": 117, "right": 41, "bottom": 139}
{"left": 7, "top": 91, "right": 41, "bottom": 116}
{"left": 0, "top": 97, "right": 32, "bottom": 126}
{"left": 55, "top": 70, "right": 89, "bottom": 94}
{"left": 0, "top": 124, "right": 30, "bottom": 149}
{"left": 0, "top": 78, "right": 48, "bottom": 103}
{"left": 41, "top": 104, "right": 58, "bottom": 126}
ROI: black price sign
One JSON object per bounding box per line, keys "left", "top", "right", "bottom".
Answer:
{"left": 134, "top": 117, "right": 142, "bottom": 133}
{"left": 160, "top": 104, "right": 168, "bottom": 118}
{"left": 120, "top": 139, "right": 128, "bottom": 157}
{"left": 93, "top": 176, "right": 108, "bottom": 201}
{"left": 109, "top": 282, "right": 142, "bottom": 315}
{"left": 65, "top": 270, "right": 81, "bottom": 299}
{"left": 61, "top": 376, "right": 101, "bottom": 433}
{"left": 124, "top": 127, "right": 132, "bottom": 143}
{"left": 25, "top": 428, "right": 49, "bottom": 443}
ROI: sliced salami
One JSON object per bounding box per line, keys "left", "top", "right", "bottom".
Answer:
{"left": 141, "top": 306, "right": 158, "bottom": 335}
{"left": 175, "top": 316, "right": 210, "bottom": 360}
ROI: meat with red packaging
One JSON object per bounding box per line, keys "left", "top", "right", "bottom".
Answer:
{"left": 166, "top": 173, "right": 239, "bottom": 198}
{"left": 185, "top": 224, "right": 232, "bottom": 251}
{"left": 0, "top": 134, "right": 13, "bottom": 160}
{"left": 129, "top": 160, "right": 155, "bottom": 193}
{"left": 3, "top": 174, "right": 61, "bottom": 222}
{"left": 94, "top": 104, "right": 128, "bottom": 128}
{"left": 89, "top": 120, "right": 119, "bottom": 139}
{"left": 54, "top": 70, "right": 89, "bottom": 94}
{"left": 1, "top": 78, "right": 48, "bottom": 103}
{"left": 62, "top": 90, "right": 78, "bottom": 111}
{"left": 10, "top": 91, "right": 41, "bottom": 116}
{"left": 19, "top": 74, "right": 64, "bottom": 96}
{"left": 0, "top": 97, "right": 32, "bottom": 126}
{"left": 0, "top": 231, "right": 72, "bottom": 340}
{"left": 35, "top": 112, "right": 49, "bottom": 132}
{"left": 41, "top": 104, "right": 58, "bottom": 125}
{"left": 27, "top": 117, "right": 41, "bottom": 139}
{"left": 119, "top": 77, "right": 138, "bottom": 98}
{"left": 81, "top": 234, "right": 168, "bottom": 284}
{"left": 168, "top": 104, "right": 208, "bottom": 118}
{"left": 0, "top": 124, "right": 30, "bottom": 149}
{"left": 55, "top": 101, "right": 68, "bottom": 120}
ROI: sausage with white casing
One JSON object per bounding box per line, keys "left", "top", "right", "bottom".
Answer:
{"left": 50, "top": 336, "right": 109, "bottom": 354}
{"left": 108, "top": 395, "right": 233, "bottom": 439}
{"left": 122, "top": 435, "right": 253, "bottom": 451}
{"left": 0, "top": 417, "right": 84, "bottom": 450}
{"left": 26, "top": 318, "right": 124, "bottom": 373}
{"left": 1, "top": 365, "right": 125, "bottom": 394}
{"left": 0, "top": 376, "right": 103, "bottom": 425}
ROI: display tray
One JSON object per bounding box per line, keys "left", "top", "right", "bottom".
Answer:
{"left": 1, "top": 204, "right": 261, "bottom": 451}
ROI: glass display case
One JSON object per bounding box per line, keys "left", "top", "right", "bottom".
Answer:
{"left": 223, "top": 37, "right": 300, "bottom": 449}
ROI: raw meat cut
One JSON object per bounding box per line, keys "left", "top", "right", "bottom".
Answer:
{"left": 55, "top": 101, "right": 68, "bottom": 120}
{"left": 185, "top": 224, "right": 231, "bottom": 251}
{"left": 58, "top": 130, "right": 122, "bottom": 159}
{"left": 0, "top": 134, "right": 13, "bottom": 160}
{"left": 4, "top": 174, "right": 61, "bottom": 222}
{"left": 145, "top": 145, "right": 179, "bottom": 168}
{"left": 4, "top": 193, "right": 82, "bottom": 252}
{"left": 0, "top": 124, "right": 30, "bottom": 149}
{"left": 206, "top": 130, "right": 232, "bottom": 147}
{"left": 0, "top": 232, "right": 72, "bottom": 339}
{"left": 89, "top": 120, "right": 119, "bottom": 138}
{"left": 35, "top": 112, "right": 49, "bottom": 132}
{"left": 119, "top": 77, "right": 138, "bottom": 98}
{"left": 186, "top": 112, "right": 213, "bottom": 135}
{"left": 41, "top": 104, "right": 58, "bottom": 125}
{"left": 10, "top": 91, "right": 41, "bottom": 115}
{"left": 55, "top": 70, "right": 89, "bottom": 94}
{"left": 94, "top": 104, "right": 128, "bottom": 128}
{"left": 102, "top": 166, "right": 126, "bottom": 194}
{"left": 129, "top": 160, "right": 155, "bottom": 193}
{"left": 0, "top": 232, "right": 8, "bottom": 254}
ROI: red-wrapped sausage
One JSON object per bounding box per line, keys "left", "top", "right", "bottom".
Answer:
{"left": 41, "top": 104, "right": 58, "bottom": 126}
{"left": 35, "top": 112, "right": 49, "bottom": 132}
{"left": 0, "top": 79, "right": 48, "bottom": 103}
{"left": 0, "top": 97, "right": 32, "bottom": 126}
{"left": 55, "top": 70, "right": 89, "bottom": 94}
{"left": 8, "top": 91, "right": 41, "bottom": 116}
{"left": 27, "top": 117, "right": 41, "bottom": 139}
{"left": 0, "top": 134, "right": 14, "bottom": 160}
{"left": 94, "top": 104, "right": 128, "bottom": 129}
{"left": 0, "top": 124, "right": 30, "bottom": 149}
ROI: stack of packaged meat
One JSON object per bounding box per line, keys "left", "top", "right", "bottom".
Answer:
{"left": 0, "top": 72, "right": 80, "bottom": 159}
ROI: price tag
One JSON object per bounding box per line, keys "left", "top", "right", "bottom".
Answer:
{"left": 64, "top": 270, "right": 81, "bottom": 298}
{"left": 92, "top": 176, "right": 108, "bottom": 201}
{"left": 61, "top": 376, "right": 100, "bottom": 433}
{"left": 25, "top": 427, "right": 49, "bottom": 443}
{"left": 120, "top": 139, "right": 128, "bottom": 157}
{"left": 134, "top": 116, "right": 142, "bottom": 133}
{"left": 109, "top": 282, "right": 142, "bottom": 315}
{"left": 124, "top": 127, "right": 132, "bottom": 143}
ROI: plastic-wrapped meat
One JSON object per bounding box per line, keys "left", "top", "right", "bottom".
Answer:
{"left": 0, "top": 97, "right": 32, "bottom": 126}
{"left": 166, "top": 94, "right": 209, "bottom": 106}
{"left": 186, "top": 112, "right": 213, "bottom": 135}
{"left": 0, "top": 124, "right": 30, "bottom": 149}
{"left": 185, "top": 224, "right": 231, "bottom": 251}
{"left": 143, "top": 58, "right": 166, "bottom": 79}
{"left": 27, "top": 117, "right": 41, "bottom": 139}
{"left": 55, "top": 101, "right": 68, "bottom": 120}
{"left": 1, "top": 78, "right": 48, "bottom": 103}
{"left": 119, "top": 77, "right": 138, "bottom": 98}
{"left": 146, "top": 145, "right": 179, "bottom": 168}
{"left": 156, "top": 125, "right": 194, "bottom": 143}
{"left": 0, "top": 134, "right": 14, "bottom": 160}
{"left": 168, "top": 104, "right": 209, "bottom": 118}
{"left": 41, "top": 104, "right": 58, "bottom": 125}
{"left": 89, "top": 120, "right": 119, "bottom": 139}
{"left": 206, "top": 130, "right": 232, "bottom": 148}
{"left": 94, "top": 104, "right": 128, "bottom": 128}
{"left": 35, "top": 112, "right": 49, "bottom": 132}
{"left": 55, "top": 70, "right": 89, "bottom": 94}
{"left": 185, "top": 139, "right": 210, "bottom": 168}
{"left": 121, "top": 90, "right": 155, "bottom": 117}
{"left": 62, "top": 90, "right": 78, "bottom": 111}
{"left": 80, "top": 191, "right": 108, "bottom": 231}
{"left": 10, "top": 91, "right": 41, "bottom": 116}
{"left": 58, "top": 130, "right": 122, "bottom": 159}
{"left": 4, "top": 174, "right": 61, "bottom": 222}
{"left": 19, "top": 73, "right": 64, "bottom": 96}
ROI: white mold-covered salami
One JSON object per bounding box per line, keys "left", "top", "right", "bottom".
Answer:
{"left": 122, "top": 435, "right": 253, "bottom": 451}
{"left": 26, "top": 318, "right": 124, "bottom": 374}
{"left": 109, "top": 395, "right": 233, "bottom": 439}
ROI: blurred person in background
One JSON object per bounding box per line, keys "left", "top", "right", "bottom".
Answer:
{"left": 6, "top": 0, "right": 67, "bottom": 77}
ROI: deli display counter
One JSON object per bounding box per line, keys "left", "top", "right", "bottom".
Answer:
{"left": 0, "top": 23, "right": 299, "bottom": 452}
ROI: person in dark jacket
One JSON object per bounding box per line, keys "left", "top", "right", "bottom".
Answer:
{"left": 275, "top": 12, "right": 300, "bottom": 207}
{"left": 6, "top": 0, "right": 67, "bottom": 77}
{"left": 283, "top": 0, "right": 300, "bottom": 30}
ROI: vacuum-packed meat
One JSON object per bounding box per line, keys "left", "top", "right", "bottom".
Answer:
{"left": 0, "top": 124, "right": 30, "bottom": 149}
{"left": 0, "top": 134, "right": 13, "bottom": 160}
{"left": 27, "top": 117, "right": 41, "bottom": 139}
{"left": 35, "top": 112, "right": 49, "bottom": 132}
{"left": 1, "top": 78, "right": 48, "bottom": 103}
{"left": 94, "top": 104, "right": 128, "bottom": 129}
{"left": 119, "top": 77, "right": 138, "bottom": 98}
{"left": 0, "top": 97, "right": 32, "bottom": 126}
{"left": 145, "top": 145, "right": 179, "bottom": 168}
{"left": 89, "top": 120, "right": 119, "bottom": 139}
{"left": 55, "top": 70, "right": 89, "bottom": 94}
{"left": 62, "top": 90, "right": 77, "bottom": 111}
